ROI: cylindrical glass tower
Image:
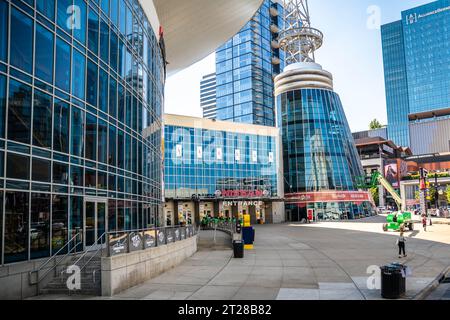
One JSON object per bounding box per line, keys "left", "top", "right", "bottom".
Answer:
{"left": 276, "top": 62, "right": 373, "bottom": 221}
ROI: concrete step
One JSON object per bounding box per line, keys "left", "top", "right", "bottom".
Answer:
{"left": 40, "top": 288, "right": 101, "bottom": 296}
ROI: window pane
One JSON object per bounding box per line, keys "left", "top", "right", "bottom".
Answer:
{"left": 33, "top": 90, "right": 53, "bottom": 149}
{"left": 57, "top": 0, "right": 72, "bottom": 33}
{"left": 73, "top": 0, "right": 87, "bottom": 44}
{"left": 98, "top": 119, "right": 107, "bottom": 164}
{"left": 10, "top": 7, "right": 33, "bottom": 73}
{"left": 71, "top": 107, "right": 85, "bottom": 157}
{"left": 108, "top": 124, "right": 116, "bottom": 166}
{"left": 53, "top": 100, "right": 70, "bottom": 153}
{"left": 55, "top": 38, "right": 71, "bottom": 92}
{"left": 0, "top": 0, "right": 8, "bottom": 62}
{"left": 110, "top": 0, "right": 118, "bottom": 26}
{"left": 86, "top": 59, "right": 98, "bottom": 107}
{"left": 53, "top": 162, "right": 69, "bottom": 184}
{"left": 4, "top": 192, "right": 29, "bottom": 263}
{"left": 99, "top": 67, "right": 108, "bottom": 113}
{"left": 72, "top": 49, "right": 86, "bottom": 99}
{"left": 0, "top": 74, "right": 6, "bottom": 138}
{"left": 30, "top": 193, "right": 51, "bottom": 259}
{"left": 71, "top": 165, "right": 83, "bottom": 186}
{"left": 35, "top": 24, "right": 54, "bottom": 83}
{"left": 119, "top": 0, "right": 126, "bottom": 35}
{"left": 7, "top": 153, "right": 30, "bottom": 180}
{"left": 101, "top": 0, "right": 110, "bottom": 16}
{"left": 52, "top": 195, "right": 68, "bottom": 254}
{"left": 8, "top": 79, "right": 32, "bottom": 144}
{"left": 109, "top": 77, "right": 117, "bottom": 117}
{"left": 70, "top": 196, "right": 83, "bottom": 252}
{"left": 118, "top": 129, "right": 124, "bottom": 168}
{"left": 32, "top": 158, "right": 51, "bottom": 182}
{"left": 86, "top": 113, "right": 97, "bottom": 161}
{"left": 100, "top": 19, "right": 109, "bottom": 63}
{"left": 88, "top": 9, "right": 99, "bottom": 54}
{"left": 110, "top": 31, "right": 118, "bottom": 72}
{"left": 36, "top": 0, "right": 55, "bottom": 21}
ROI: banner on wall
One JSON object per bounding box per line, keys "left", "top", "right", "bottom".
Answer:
{"left": 384, "top": 160, "right": 399, "bottom": 188}
{"left": 285, "top": 191, "right": 373, "bottom": 205}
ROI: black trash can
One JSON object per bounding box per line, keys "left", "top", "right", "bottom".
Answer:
{"left": 233, "top": 240, "right": 244, "bottom": 259}
{"left": 380, "top": 263, "right": 406, "bottom": 299}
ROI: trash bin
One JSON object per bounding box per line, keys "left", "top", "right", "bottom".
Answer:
{"left": 380, "top": 263, "right": 406, "bottom": 299}
{"left": 233, "top": 240, "right": 244, "bottom": 258}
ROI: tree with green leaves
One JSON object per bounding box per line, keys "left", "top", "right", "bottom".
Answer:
{"left": 446, "top": 185, "right": 450, "bottom": 204}
{"left": 369, "top": 119, "right": 383, "bottom": 130}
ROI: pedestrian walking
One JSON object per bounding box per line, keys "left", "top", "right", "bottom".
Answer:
{"left": 422, "top": 215, "right": 427, "bottom": 232}
{"left": 397, "top": 231, "right": 407, "bottom": 258}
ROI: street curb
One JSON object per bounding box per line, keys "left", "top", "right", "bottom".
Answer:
{"left": 413, "top": 266, "right": 450, "bottom": 300}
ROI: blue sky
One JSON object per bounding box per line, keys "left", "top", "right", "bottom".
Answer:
{"left": 164, "top": 0, "right": 433, "bottom": 132}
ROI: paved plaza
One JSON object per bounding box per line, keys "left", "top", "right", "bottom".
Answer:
{"left": 31, "top": 215, "right": 450, "bottom": 300}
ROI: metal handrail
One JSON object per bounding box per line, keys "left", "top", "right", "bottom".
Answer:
{"left": 73, "top": 232, "right": 106, "bottom": 273}
{"left": 29, "top": 232, "right": 82, "bottom": 286}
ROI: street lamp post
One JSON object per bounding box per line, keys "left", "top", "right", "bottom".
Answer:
{"left": 435, "top": 170, "right": 440, "bottom": 209}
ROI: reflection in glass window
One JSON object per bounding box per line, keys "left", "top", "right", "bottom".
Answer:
{"left": 36, "top": 0, "right": 55, "bottom": 21}
{"left": 10, "top": 7, "right": 33, "bottom": 73}
{"left": 33, "top": 90, "right": 53, "bottom": 149}
{"left": 35, "top": 24, "right": 54, "bottom": 83}
{"left": 57, "top": 0, "right": 71, "bottom": 33}
{"left": 85, "top": 169, "right": 96, "bottom": 188}
{"left": 108, "top": 125, "right": 116, "bottom": 166}
{"left": 99, "top": 68, "right": 109, "bottom": 113}
{"left": 55, "top": 38, "right": 71, "bottom": 92}
{"left": 87, "top": 59, "right": 98, "bottom": 107}
{"left": 100, "top": 19, "right": 109, "bottom": 63}
{"left": 71, "top": 107, "right": 85, "bottom": 157}
{"left": 109, "top": 77, "right": 117, "bottom": 117}
{"left": 72, "top": 49, "right": 86, "bottom": 100}
{"left": 0, "top": 0, "right": 8, "bottom": 62}
{"left": 7, "top": 153, "right": 30, "bottom": 180}
{"left": 32, "top": 158, "right": 51, "bottom": 182}
{"left": 8, "top": 80, "right": 32, "bottom": 144}
{"left": 70, "top": 196, "right": 83, "bottom": 252}
{"left": 53, "top": 100, "right": 70, "bottom": 154}
{"left": 53, "top": 162, "right": 69, "bottom": 185}
{"left": 73, "top": 0, "right": 87, "bottom": 44}
{"left": 98, "top": 119, "right": 108, "bottom": 164}
{"left": 88, "top": 9, "right": 99, "bottom": 54}
{"left": 30, "top": 193, "right": 51, "bottom": 259}
{"left": 4, "top": 192, "right": 29, "bottom": 263}
{"left": 0, "top": 74, "right": 6, "bottom": 138}
{"left": 71, "top": 165, "right": 84, "bottom": 187}
{"left": 52, "top": 195, "right": 68, "bottom": 254}
{"left": 86, "top": 113, "right": 97, "bottom": 161}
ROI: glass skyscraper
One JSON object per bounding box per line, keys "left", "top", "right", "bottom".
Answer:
{"left": 382, "top": 0, "right": 450, "bottom": 148}
{"left": 215, "top": 0, "right": 284, "bottom": 127}
{"left": 0, "top": 0, "right": 164, "bottom": 265}
{"left": 200, "top": 73, "right": 217, "bottom": 120}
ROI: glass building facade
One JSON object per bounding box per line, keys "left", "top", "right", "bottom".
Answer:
{"left": 0, "top": 0, "right": 164, "bottom": 265}
{"left": 215, "top": 0, "right": 284, "bottom": 127}
{"left": 382, "top": 0, "right": 450, "bottom": 148}
{"left": 278, "top": 88, "right": 374, "bottom": 220}
{"left": 164, "top": 116, "right": 279, "bottom": 199}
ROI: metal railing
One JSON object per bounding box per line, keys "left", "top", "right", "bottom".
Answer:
{"left": 29, "top": 232, "right": 82, "bottom": 289}
{"left": 106, "top": 225, "right": 198, "bottom": 257}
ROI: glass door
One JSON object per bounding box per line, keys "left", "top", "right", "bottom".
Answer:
{"left": 84, "top": 199, "right": 107, "bottom": 249}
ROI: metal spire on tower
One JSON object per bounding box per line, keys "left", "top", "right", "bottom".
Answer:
{"left": 279, "top": 0, "right": 323, "bottom": 65}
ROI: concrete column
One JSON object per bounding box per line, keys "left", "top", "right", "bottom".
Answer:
{"left": 249, "top": 205, "right": 257, "bottom": 224}
{"left": 265, "top": 202, "right": 274, "bottom": 224}
{"left": 213, "top": 202, "right": 220, "bottom": 218}
{"left": 400, "top": 182, "right": 407, "bottom": 211}
{"left": 194, "top": 202, "right": 200, "bottom": 225}
{"left": 232, "top": 205, "right": 239, "bottom": 220}
{"left": 174, "top": 201, "right": 180, "bottom": 226}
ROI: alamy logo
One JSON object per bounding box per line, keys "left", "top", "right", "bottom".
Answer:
{"left": 366, "top": 265, "right": 381, "bottom": 290}
{"left": 66, "top": 265, "right": 81, "bottom": 291}
{"left": 66, "top": 5, "right": 81, "bottom": 30}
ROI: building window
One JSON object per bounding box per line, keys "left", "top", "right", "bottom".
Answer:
{"left": 55, "top": 38, "right": 71, "bottom": 92}
{"left": 98, "top": 118, "right": 108, "bottom": 164}
{"left": 52, "top": 195, "right": 68, "bottom": 254}
{"left": 4, "top": 191, "right": 29, "bottom": 263}
{"left": 32, "top": 158, "right": 51, "bottom": 182}
{"left": 10, "top": 7, "right": 33, "bottom": 74}
{"left": 73, "top": 0, "right": 87, "bottom": 45}
{"left": 0, "top": 74, "right": 6, "bottom": 138}
{"left": 7, "top": 153, "right": 30, "bottom": 180}
{"left": 35, "top": 24, "right": 54, "bottom": 84}
{"left": 0, "top": 0, "right": 9, "bottom": 63}
{"left": 8, "top": 79, "right": 32, "bottom": 144}
{"left": 30, "top": 193, "right": 51, "bottom": 259}
{"left": 53, "top": 100, "right": 70, "bottom": 154}
{"left": 53, "top": 162, "right": 69, "bottom": 185}
{"left": 36, "top": 0, "right": 55, "bottom": 21}
{"left": 72, "top": 49, "right": 86, "bottom": 100}
{"left": 71, "top": 107, "right": 85, "bottom": 157}
{"left": 88, "top": 9, "right": 99, "bottom": 55}
{"left": 85, "top": 113, "right": 97, "bottom": 161}
{"left": 33, "top": 90, "right": 53, "bottom": 149}
{"left": 86, "top": 59, "right": 98, "bottom": 107}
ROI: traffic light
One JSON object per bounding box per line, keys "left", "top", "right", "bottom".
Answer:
{"left": 419, "top": 168, "right": 428, "bottom": 179}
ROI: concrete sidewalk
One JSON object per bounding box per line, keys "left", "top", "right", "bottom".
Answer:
{"left": 32, "top": 216, "right": 450, "bottom": 300}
